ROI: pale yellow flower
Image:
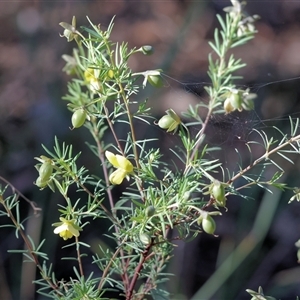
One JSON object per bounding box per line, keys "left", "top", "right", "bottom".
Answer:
{"left": 53, "top": 217, "right": 82, "bottom": 240}
{"left": 105, "top": 151, "right": 133, "bottom": 185}
{"left": 84, "top": 68, "right": 101, "bottom": 92}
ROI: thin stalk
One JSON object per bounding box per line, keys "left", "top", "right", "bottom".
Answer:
{"left": 127, "top": 242, "right": 153, "bottom": 300}
{"left": 75, "top": 236, "right": 84, "bottom": 277}
{"left": 89, "top": 119, "right": 130, "bottom": 291}
{"left": 0, "top": 196, "right": 62, "bottom": 296}
{"left": 228, "top": 134, "right": 300, "bottom": 184}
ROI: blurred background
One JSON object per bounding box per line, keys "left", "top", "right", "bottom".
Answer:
{"left": 1, "top": 0, "right": 300, "bottom": 299}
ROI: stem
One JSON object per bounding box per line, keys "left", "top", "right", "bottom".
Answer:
{"left": 185, "top": 107, "right": 214, "bottom": 172}
{"left": 89, "top": 119, "right": 130, "bottom": 291}
{"left": 75, "top": 236, "right": 84, "bottom": 276}
{"left": 0, "top": 196, "right": 62, "bottom": 296}
{"left": 90, "top": 117, "right": 121, "bottom": 215}
{"left": 127, "top": 242, "right": 153, "bottom": 300}
{"left": 103, "top": 105, "right": 125, "bottom": 157}
{"left": 228, "top": 134, "right": 300, "bottom": 184}
{"left": 0, "top": 177, "right": 41, "bottom": 214}
{"left": 187, "top": 12, "right": 245, "bottom": 170}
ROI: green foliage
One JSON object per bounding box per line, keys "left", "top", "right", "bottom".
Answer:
{"left": 1, "top": 0, "right": 300, "bottom": 299}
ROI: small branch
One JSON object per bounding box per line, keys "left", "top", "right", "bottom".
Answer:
{"left": 75, "top": 236, "right": 84, "bottom": 277}
{"left": 90, "top": 119, "right": 130, "bottom": 291}
{"left": 103, "top": 105, "right": 125, "bottom": 157}
{"left": 228, "top": 134, "right": 300, "bottom": 184}
{"left": 0, "top": 176, "right": 42, "bottom": 214}
{"left": 126, "top": 242, "right": 153, "bottom": 300}
{"left": 0, "top": 195, "right": 62, "bottom": 296}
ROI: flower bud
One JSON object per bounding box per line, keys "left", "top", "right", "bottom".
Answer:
{"left": 141, "top": 45, "right": 154, "bottom": 55}
{"left": 139, "top": 233, "right": 151, "bottom": 245}
{"left": 183, "top": 191, "right": 190, "bottom": 202}
{"left": 202, "top": 215, "right": 216, "bottom": 235}
{"left": 72, "top": 108, "right": 87, "bottom": 128}
{"left": 211, "top": 180, "right": 226, "bottom": 207}
{"left": 146, "top": 205, "right": 156, "bottom": 217}
{"left": 107, "top": 69, "right": 114, "bottom": 79}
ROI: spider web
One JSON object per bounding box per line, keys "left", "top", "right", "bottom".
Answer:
{"left": 157, "top": 73, "right": 300, "bottom": 172}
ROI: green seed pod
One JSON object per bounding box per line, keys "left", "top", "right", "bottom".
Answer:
{"left": 158, "top": 115, "right": 173, "bottom": 130}
{"left": 39, "top": 161, "right": 53, "bottom": 182}
{"left": 202, "top": 215, "right": 216, "bottom": 235}
{"left": 139, "top": 233, "right": 151, "bottom": 245}
{"left": 211, "top": 180, "right": 226, "bottom": 206}
{"left": 147, "top": 74, "right": 164, "bottom": 88}
{"left": 158, "top": 109, "right": 181, "bottom": 133}
{"left": 35, "top": 176, "right": 48, "bottom": 188}
{"left": 72, "top": 108, "right": 86, "bottom": 128}
{"left": 146, "top": 205, "right": 156, "bottom": 217}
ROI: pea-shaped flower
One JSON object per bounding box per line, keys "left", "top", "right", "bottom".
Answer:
{"left": 224, "top": 88, "right": 256, "bottom": 114}
{"left": 59, "top": 16, "right": 79, "bottom": 43}
{"left": 53, "top": 217, "right": 82, "bottom": 240}
{"left": 105, "top": 151, "right": 134, "bottom": 185}
{"left": 84, "top": 68, "right": 101, "bottom": 92}
{"left": 224, "top": 89, "right": 242, "bottom": 113}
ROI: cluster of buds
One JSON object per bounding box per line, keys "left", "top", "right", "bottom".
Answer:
{"left": 237, "top": 15, "right": 260, "bottom": 37}
{"left": 223, "top": 88, "right": 256, "bottom": 114}
{"left": 224, "top": 0, "right": 259, "bottom": 38}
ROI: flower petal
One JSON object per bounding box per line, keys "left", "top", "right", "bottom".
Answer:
{"left": 67, "top": 224, "right": 80, "bottom": 237}
{"left": 109, "top": 169, "right": 127, "bottom": 185}
{"left": 54, "top": 223, "right": 68, "bottom": 234}
{"left": 116, "top": 154, "right": 133, "bottom": 172}
{"left": 60, "top": 230, "right": 73, "bottom": 240}
{"left": 105, "top": 151, "right": 119, "bottom": 168}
